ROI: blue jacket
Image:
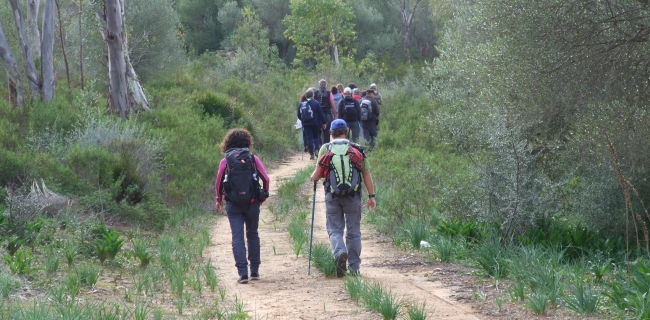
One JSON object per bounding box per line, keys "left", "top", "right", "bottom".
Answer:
{"left": 297, "top": 99, "right": 327, "bottom": 127}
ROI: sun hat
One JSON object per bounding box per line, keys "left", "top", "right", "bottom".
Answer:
{"left": 330, "top": 119, "right": 348, "bottom": 130}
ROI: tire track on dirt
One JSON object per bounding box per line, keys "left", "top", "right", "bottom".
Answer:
{"left": 207, "top": 154, "right": 481, "bottom": 319}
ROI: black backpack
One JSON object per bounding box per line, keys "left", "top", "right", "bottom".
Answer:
{"left": 343, "top": 100, "right": 358, "bottom": 122}
{"left": 314, "top": 87, "right": 331, "bottom": 111}
{"left": 223, "top": 148, "right": 260, "bottom": 206}
{"left": 299, "top": 101, "right": 314, "bottom": 121}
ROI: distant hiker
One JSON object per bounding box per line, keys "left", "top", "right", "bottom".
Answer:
{"left": 297, "top": 88, "right": 327, "bottom": 160}
{"left": 352, "top": 88, "right": 362, "bottom": 101}
{"left": 360, "top": 89, "right": 380, "bottom": 151}
{"left": 299, "top": 91, "right": 309, "bottom": 153}
{"left": 336, "top": 84, "right": 345, "bottom": 97}
{"left": 215, "top": 128, "right": 270, "bottom": 284}
{"left": 337, "top": 87, "right": 361, "bottom": 143}
{"left": 315, "top": 79, "right": 337, "bottom": 144}
{"left": 369, "top": 83, "right": 383, "bottom": 105}
{"left": 311, "top": 119, "right": 377, "bottom": 277}
{"left": 331, "top": 86, "right": 344, "bottom": 117}
{"left": 347, "top": 83, "right": 357, "bottom": 90}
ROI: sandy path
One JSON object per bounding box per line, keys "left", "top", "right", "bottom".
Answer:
{"left": 207, "top": 154, "right": 481, "bottom": 319}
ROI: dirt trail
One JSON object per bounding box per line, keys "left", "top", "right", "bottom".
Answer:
{"left": 207, "top": 154, "right": 481, "bottom": 319}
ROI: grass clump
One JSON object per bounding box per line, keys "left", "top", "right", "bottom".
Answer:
{"left": 288, "top": 211, "right": 308, "bottom": 257}
{"left": 77, "top": 264, "right": 100, "bottom": 287}
{"left": 564, "top": 280, "right": 600, "bottom": 314}
{"left": 0, "top": 273, "right": 21, "bottom": 299}
{"left": 311, "top": 243, "right": 337, "bottom": 277}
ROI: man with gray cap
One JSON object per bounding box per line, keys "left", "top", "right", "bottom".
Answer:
{"left": 337, "top": 87, "right": 361, "bottom": 143}
{"left": 370, "top": 83, "right": 383, "bottom": 105}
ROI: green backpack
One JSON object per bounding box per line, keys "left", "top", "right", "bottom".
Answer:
{"left": 325, "top": 141, "right": 364, "bottom": 195}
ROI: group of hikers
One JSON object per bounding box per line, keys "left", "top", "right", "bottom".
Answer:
{"left": 215, "top": 80, "right": 379, "bottom": 284}
{"left": 298, "top": 80, "right": 382, "bottom": 160}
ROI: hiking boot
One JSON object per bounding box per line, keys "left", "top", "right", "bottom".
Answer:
{"left": 304, "top": 146, "right": 309, "bottom": 153}
{"left": 349, "top": 269, "right": 361, "bottom": 277}
{"left": 250, "top": 273, "right": 260, "bottom": 280}
{"left": 309, "top": 154, "right": 315, "bottom": 160}
{"left": 336, "top": 253, "right": 348, "bottom": 278}
{"left": 238, "top": 275, "right": 249, "bottom": 284}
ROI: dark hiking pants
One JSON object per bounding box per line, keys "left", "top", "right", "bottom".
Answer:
{"left": 361, "top": 121, "right": 378, "bottom": 148}
{"left": 322, "top": 111, "right": 334, "bottom": 144}
{"left": 226, "top": 201, "right": 261, "bottom": 276}
{"left": 345, "top": 121, "right": 360, "bottom": 143}
{"left": 304, "top": 125, "right": 322, "bottom": 156}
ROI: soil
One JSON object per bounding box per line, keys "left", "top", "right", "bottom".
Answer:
{"left": 206, "top": 154, "right": 482, "bottom": 319}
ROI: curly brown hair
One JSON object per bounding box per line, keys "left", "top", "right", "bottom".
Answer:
{"left": 220, "top": 128, "right": 254, "bottom": 153}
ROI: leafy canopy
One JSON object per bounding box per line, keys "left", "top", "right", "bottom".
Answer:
{"left": 283, "top": 0, "right": 356, "bottom": 66}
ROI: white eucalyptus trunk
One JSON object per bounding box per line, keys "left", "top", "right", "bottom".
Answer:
{"left": 41, "top": 0, "right": 55, "bottom": 100}
{"left": 9, "top": 0, "right": 41, "bottom": 96}
{"left": 27, "top": 0, "right": 41, "bottom": 58}
{"left": 0, "top": 19, "right": 25, "bottom": 109}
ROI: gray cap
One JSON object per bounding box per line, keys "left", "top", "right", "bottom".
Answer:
{"left": 352, "top": 88, "right": 360, "bottom": 94}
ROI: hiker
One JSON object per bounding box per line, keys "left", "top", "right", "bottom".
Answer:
{"left": 299, "top": 91, "right": 309, "bottom": 153}
{"left": 360, "top": 89, "right": 380, "bottom": 151}
{"left": 370, "top": 83, "right": 383, "bottom": 105}
{"left": 337, "top": 87, "right": 361, "bottom": 143}
{"left": 336, "top": 83, "right": 345, "bottom": 96}
{"left": 315, "top": 79, "right": 337, "bottom": 144}
{"left": 215, "top": 128, "right": 270, "bottom": 284}
{"left": 352, "top": 88, "right": 362, "bottom": 101}
{"left": 347, "top": 83, "right": 357, "bottom": 90}
{"left": 310, "top": 119, "right": 377, "bottom": 277}
{"left": 331, "top": 86, "right": 344, "bottom": 117}
{"left": 297, "top": 88, "right": 327, "bottom": 160}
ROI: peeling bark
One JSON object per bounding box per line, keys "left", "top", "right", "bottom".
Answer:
{"left": 103, "top": 0, "right": 129, "bottom": 119}
{"left": 0, "top": 19, "right": 25, "bottom": 110}
{"left": 41, "top": 0, "right": 56, "bottom": 100}
{"left": 100, "top": 0, "right": 149, "bottom": 118}
{"left": 9, "top": 0, "right": 41, "bottom": 96}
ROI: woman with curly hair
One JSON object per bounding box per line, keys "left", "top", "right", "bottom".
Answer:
{"left": 215, "top": 128, "right": 270, "bottom": 284}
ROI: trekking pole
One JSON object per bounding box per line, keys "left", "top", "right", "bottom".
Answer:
{"left": 308, "top": 180, "right": 317, "bottom": 275}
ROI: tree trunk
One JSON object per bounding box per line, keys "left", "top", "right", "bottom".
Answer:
{"left": 332, "top": 34, "right": 340, "bottom": 65}
{"left": 78, "top": 0, "right": 84, "bottom": 90}
{"left": 384, "top": 0, "right": 423, "bottom": 64}
{"left": 126, "top": 56, "right": 150, "bottom": 112}
{"left": 56, "top": 0, "right": 71, "bottom": 89}
{"left": 103, "top": 0, "right": 129, "bottom": 119}
{"left": 41, "top": 0, "right": 56, "bottom": 100}
{"left": 27, "top": 0, "right": 41, "bottom": 58}
{"left": 0, "top": 20, "right": 25, "bottom": 110}
{"left": 404, "top": 27, "right": 411, "bottom": 64}
{"left": 9, "top": 0, "right": 41, "bottom": 96}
